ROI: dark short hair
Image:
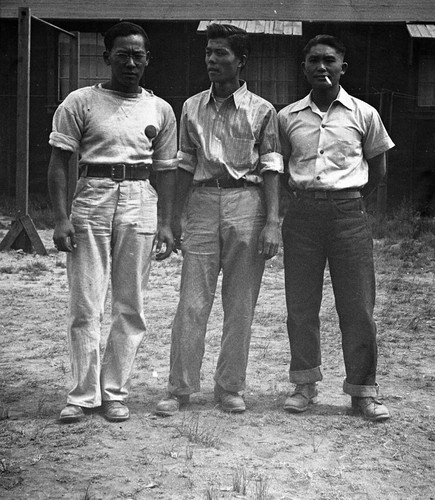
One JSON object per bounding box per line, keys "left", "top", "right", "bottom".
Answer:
{"left": 303, "top": 34, "right": 346, "bottom": 58}
{"left": 104, "top": 22, "right": 150, "bottom": 52}
{"left": 206, "top": 23, "right": 250, "bottom": 61}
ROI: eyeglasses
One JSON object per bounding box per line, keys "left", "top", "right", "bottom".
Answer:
{"left": 113, "top": 52, "right": 148, "bottom": 64}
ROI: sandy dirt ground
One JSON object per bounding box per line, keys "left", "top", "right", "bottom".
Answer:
{"left": 0, "top": 220, "right": 434, "bottom": 500}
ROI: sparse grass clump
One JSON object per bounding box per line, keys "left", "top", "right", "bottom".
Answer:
{"left": 370, "top": 203, "right": 435, "bottom": 242}
{"left": 0, "top": 265, "right": 17, "bottom": 274}
{"left": 253, "top": 474, "right": 270, "bottom": 500}
{"left": 369, "top": 204, "right": 435, "bottom": 266}
{"left": 20, "top": 261, "right": 50, "bottom": 275}
{"left": 175, "top": 413, "right": 222, "bottom": 448}
{"left": 204, "top": 484, "right": 219, "bottom": 500}
{"left": 233, "top": 465, "right": 247, "bottom": 494}
{"left": 83, "top": 482, "right": 96, "bottom": 500}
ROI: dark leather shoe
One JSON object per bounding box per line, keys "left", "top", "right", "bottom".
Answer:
{"left": 284, "top": 383, "right": 318, "bottom": 413}
{"left": 352, "top": 397, "right": 390, "bottom": 421}
{"left": 103, "top": 401, "right": 129, "bottom": 422}
{"left": 59, "top": 404, "right": 85, "bottom": 423}
{"left": 155, "top": 393, "right": 190, "bottom": 417}
{"left": 214, "top": 385, "right": 246, "bottom": 413}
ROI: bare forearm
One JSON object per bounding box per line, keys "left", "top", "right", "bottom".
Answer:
{"left": 47, "top": 148, "right": 72, "bottom": 222}
{"left": 156, "top": 170, "right": 177, "bottom": 227}
{"left": 48, "top": 147, "right": 76, "bottom": 252}
{"left": 362, "top": 153, "right": 386, "bottom": 198}
{"left": 263, "top": 171, "right": 280, "bottom": 225}
{"left": 173, "top": 169, "right": 194, "bottom": 222}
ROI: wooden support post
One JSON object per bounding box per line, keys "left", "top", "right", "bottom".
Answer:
{"left": 0, "top": 7, "right": 47, "bottom": 255}
{"left": 376, "top": 91, "right": 388, "bottom": 216}
{"left": 16, "top": 6, "right": 31, "bottom": 218}
{"left": 67, "top": 31, "right": 80, "bottom": 213}
{"left": 0, "top": 215, "right": 47, "bottom": 255}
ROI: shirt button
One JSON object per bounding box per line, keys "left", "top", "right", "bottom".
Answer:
{"left": 316, "top": 176, "right": 321, "bottom": 180}
{"left": 320, "top": 150, "right": 324, "bottom": 154}
{"left": 321, "top": 124, "right": 326, "bottom": 128}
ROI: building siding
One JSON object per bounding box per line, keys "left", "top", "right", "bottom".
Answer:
{"left": 1, "top": 0, "right": 434, "bottom": 23}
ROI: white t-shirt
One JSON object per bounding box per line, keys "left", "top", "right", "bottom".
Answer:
{"left": 49, "top": 84, "right": 178, "bottom": 172}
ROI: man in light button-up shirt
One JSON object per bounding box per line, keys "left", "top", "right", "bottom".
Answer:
{"left": 156, "top": 23, "right": 283, "bottom": 416}
{"left": 278, "top": 34, "right": 394, "bottom": 422}
{"left": 279, "top": 88, "right": 394, "bottom": 192}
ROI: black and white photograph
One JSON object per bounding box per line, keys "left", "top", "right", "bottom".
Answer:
{"left": 0, "top": 1, "right": 434, "bottom": 499}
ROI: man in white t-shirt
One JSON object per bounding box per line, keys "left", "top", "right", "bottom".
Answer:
{"left": 48, "top": 22, "right": 178, "bottom": 423}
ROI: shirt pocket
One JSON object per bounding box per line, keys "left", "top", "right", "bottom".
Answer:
{"left": 331, "top": 139, "right": 355, "bottom": 168}
{"left": 221, "top": 136, "right": 256, "bottom": 169}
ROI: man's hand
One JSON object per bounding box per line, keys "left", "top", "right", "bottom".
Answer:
{"left": 155, "top": 224, "right": 174, "bottom": 261}
{"left": 172, "top": 216, "right": 183, "bottom": 252}
{"left": 53, "top": 219, "right": 76, "bottom": 253}
{"left": 258, "top": 221, "right": 280, "bottom": 260}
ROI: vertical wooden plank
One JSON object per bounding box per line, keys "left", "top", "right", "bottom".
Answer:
{"left": 67, "top": 31, "right": 80, "bottom": 213}
{"left": 365, "top": 26, "right": 373, "bottom": 102}
{"left": 69, "top": 31, "right": 80, "bottom": 92}
{"left": 377, "top": 91, "right": 388, "bottom": 215}
{"left": 16, "top": 7, "right": 31, "bottom": 217}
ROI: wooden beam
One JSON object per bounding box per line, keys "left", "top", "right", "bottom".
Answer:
{"left": 67, "top": 31, "right": 80, "bottom": 213}
{"left": 16, "top": 6, "right": 31, "bottom": 217}
{"left": 376, "top": 91, "right": 389, "bottom": 215}
{"left": 2, "top": 0, "right": 435, "bottom": 23}
{"left": 0, "top": 215, "right": 48, "bottom": 255}
{"left": 0, "top": 7, "right": 47, "bottom": 255}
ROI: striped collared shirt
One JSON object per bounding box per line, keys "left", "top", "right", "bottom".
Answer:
{"left": 178, "top": 82, "right": 283, "bottom": 183}
{"left": 278, "top": 87, "right": 395, "bottom": 190}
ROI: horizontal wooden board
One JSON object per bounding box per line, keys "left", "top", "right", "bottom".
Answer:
{"left": 1, "top": 0, "right": 435, "bottom": 22}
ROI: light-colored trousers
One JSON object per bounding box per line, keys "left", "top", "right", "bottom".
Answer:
{"left": 66, "top": 177, "right": 157, "bottom": 408}
{"left": 168, "top": 186, "right": 266, "bottom": 395}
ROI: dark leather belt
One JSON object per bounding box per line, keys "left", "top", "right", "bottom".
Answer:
{"left": 194, "top": 178, "right": 258, "bottom": 189}
{"left": 80, "top": 163, "right": 151, "bottom": 182}
{"left": 292, "top": 189, "right": 361, "bottom": 200}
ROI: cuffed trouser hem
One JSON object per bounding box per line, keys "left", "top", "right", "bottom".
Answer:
{"left": 289, "top": 366, "right": 323, "bottom": 384}
{"left": 66, "top": 399, "right": 102, "bottom": 409}
{"left": 343, "top": 380, "right": 379, "bottom": 397}
{"left": 167, "top": 383, "right": 198, "bottom": 397}
{"left": 214, "top": 376, "right": 245, "bottom": 394}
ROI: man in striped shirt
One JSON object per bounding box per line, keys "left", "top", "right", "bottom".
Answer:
{"left": 156, "top": 23, "right": 283, "bottom": 416}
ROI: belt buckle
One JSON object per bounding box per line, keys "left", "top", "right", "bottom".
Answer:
{"left": 111, "top": 164, "right": 126, "bottom": 182}
{"left": 314, "top": 191, "right": 328, "bottom": 200}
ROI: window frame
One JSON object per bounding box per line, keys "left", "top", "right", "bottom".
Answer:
{"left": 58, "top": 32, "right": 111, "bottom": 101}
{"left": 418, "top": 51, "right": 435, "bottom": 108}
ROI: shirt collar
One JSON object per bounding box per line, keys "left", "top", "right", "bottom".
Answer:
{"left": 290, "top": 86, "right": 355, "bottom": 113}
{"left": 206, "top": 80, "right": 248, "bottom": 110}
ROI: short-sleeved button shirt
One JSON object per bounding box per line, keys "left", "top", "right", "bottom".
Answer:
{"left": 278, "top": 87, "right": 395, "bottom": 190}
